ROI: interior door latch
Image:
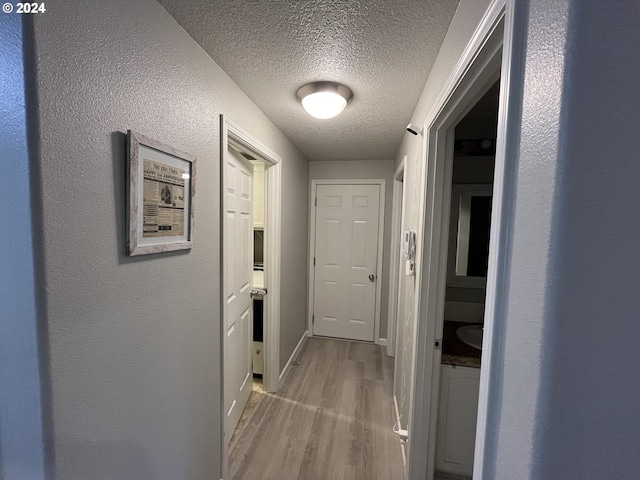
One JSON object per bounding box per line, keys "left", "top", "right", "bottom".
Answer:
{"left": 368, "top": 274, "right": 375, "bottom": 282}
{"left": 250, "top": 288, "right": 268, "bottom": 298}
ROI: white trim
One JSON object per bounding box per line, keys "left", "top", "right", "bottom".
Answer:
{"left": 220, "top": 116, "right": 283, "bottom": 480}
{"left": 307, "top": 179, "right": 386, "bottom": 344}
{"left": 279, "top": 330, "right": 308, "bottom": 383}
{"left": 264, "top": 163, "right": 282, "bottom": 394}
{"left": 394, "top": 394, "right": 402, "bottom": 432}
{"left": 387, "top": 157, "right": 406, "bottom": 357}
{"left": 394, "top": 395, "right": 407, "bottom": 468}
{"left": 406, "top": 2, "right": 508, "bottom": 480}
{"left": 474, "top": 1, "right": 527, "bottom": 477}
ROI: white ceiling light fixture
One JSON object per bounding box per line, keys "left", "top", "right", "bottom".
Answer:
{"left": 296, "top": 81, "right": 353, "bottom": 119}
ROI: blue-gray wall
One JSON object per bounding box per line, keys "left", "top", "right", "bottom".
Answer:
{"left": 482, "top": 1, "right": 640, "bottom": 478}
{"left": 0, "top": 14, "right": 46, "bottom": 480}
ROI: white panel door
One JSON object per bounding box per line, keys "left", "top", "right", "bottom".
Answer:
{"left": 223, "top": 147, "right": 253, "bottom": 443}
{"left": 313, "top": 184, "right": 380, "bottom": 341}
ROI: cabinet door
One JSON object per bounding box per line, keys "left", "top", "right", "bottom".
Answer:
{"left": 436, "top": 365, "right": 480, "bottom": 476}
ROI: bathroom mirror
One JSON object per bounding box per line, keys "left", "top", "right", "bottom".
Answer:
{"left": 447, "top": 184, "right": 492, "bottom": 288}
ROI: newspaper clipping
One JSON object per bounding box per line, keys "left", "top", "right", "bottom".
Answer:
{"left": 142, "top": 159, "right": 186, "bottom": 238}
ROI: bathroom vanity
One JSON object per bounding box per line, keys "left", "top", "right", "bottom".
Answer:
{"left": 436, "top": 321, "right": 482, "bottom": 477}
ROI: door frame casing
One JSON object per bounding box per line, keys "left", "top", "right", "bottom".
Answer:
{"left": 406, "top": 1, "right": 515, "bottom": 479}
{"left": 307, "top": 179, "right": 386, "bottom": 344}
{"left": 386, "top": 157, "right": 406, "bottom": 357}
{"left": 220, "top": 115, "right": 282, "bottom": 477}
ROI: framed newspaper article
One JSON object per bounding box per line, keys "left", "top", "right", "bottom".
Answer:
{"left": 127, "top": 130, "right": 196, "bottom": 256}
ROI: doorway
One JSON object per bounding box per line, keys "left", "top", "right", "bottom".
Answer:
{"left": 406, "top": 3, "right": 512, "bottom": 479}
{"left": 434, "top": 80, "right": 499, "bottom": 479}
{"left": 307, "top": 180, "right": 386, "bottom": 343}
{"left": 220, "top": 116, "right": 282, "bottom": 478}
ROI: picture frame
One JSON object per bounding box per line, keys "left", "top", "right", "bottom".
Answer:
{"left": 127, "top": 130, "right": 196, "bottom": 256}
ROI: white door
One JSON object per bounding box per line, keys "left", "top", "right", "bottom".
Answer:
{"left": 223, "top": 146, "right": 253, "bottom": 442}
{"left": 313, "top": 184, "right": 380, "bottom": 341}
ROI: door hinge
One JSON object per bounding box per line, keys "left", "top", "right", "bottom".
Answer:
{"left": 315, "top": 196, "right": 317, "bottom": 206}
{"left": 313, "top": 257, "right": 316, "bottom": 266}
{"left": 435, "top": 338, "right": 442, "bottom": 350}
{"left": 312, "top": 314, "right": 315, "bottom": 324}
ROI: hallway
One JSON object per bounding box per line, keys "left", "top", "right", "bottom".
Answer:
{"left": 229, "top": 338, "right": 404, "bottom": 480}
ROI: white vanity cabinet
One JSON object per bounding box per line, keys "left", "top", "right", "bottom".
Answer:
{"left": 436, "top": 364, "right": 481, "bottom": 477}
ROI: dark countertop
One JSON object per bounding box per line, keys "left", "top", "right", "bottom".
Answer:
{"left": 441, "top": 321, "right": 482, "bottom": 368}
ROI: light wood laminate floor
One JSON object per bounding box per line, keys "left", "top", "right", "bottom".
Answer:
{"left": 229, "top": 337, "right": 405, "bottom": 480}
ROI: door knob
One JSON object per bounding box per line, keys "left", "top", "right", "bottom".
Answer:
{"left": 369, "top": 274, "right": 375, "bottom": 282}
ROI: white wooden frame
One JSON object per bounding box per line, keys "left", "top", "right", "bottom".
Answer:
{"left": 307, "top": 179, "right": 386, "bottom": 344}
{"left": 220, "top": 116, "right": 282, "bottom": 478}
{"left": 127, "top": 130, "right": 196, "bottom": 255}
{"left": 406, "top": 1, "right": 515, "bottom": 479}
{"left": 386, "top": 158, "right": 406, "bottom": 357}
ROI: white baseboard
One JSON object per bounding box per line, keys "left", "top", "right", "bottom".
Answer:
{"left": 279, "top": 330, "right": 308, "bottom": 383}
{"left": 393, "top": 394, "right": 402, "bottom": 430}
{"left": 378, "top": 337, "right": 387, "bottom": 346}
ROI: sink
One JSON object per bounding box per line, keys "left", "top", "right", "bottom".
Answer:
{"left": 456, "top": 325, "right": 483, "bottom": 350}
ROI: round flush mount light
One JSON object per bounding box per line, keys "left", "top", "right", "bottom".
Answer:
{"left": 296, "top": 81, "right": 353, "bottom": 119}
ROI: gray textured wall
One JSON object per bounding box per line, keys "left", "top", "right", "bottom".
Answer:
{"left": 483, "top": 1, "right": 640, "bottom": 478}
{"left": 392, "top": 0, "right": 495, "bottom": 435}
{"left": 29, "top": 1, "right": 308, "bottom": 478}
{"left": 309, "top": 160, "right": 394, "bottom": 342}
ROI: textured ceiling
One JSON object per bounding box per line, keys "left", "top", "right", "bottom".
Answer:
{"left": 159, "top": 0, "right": 460, "bottom": 161}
